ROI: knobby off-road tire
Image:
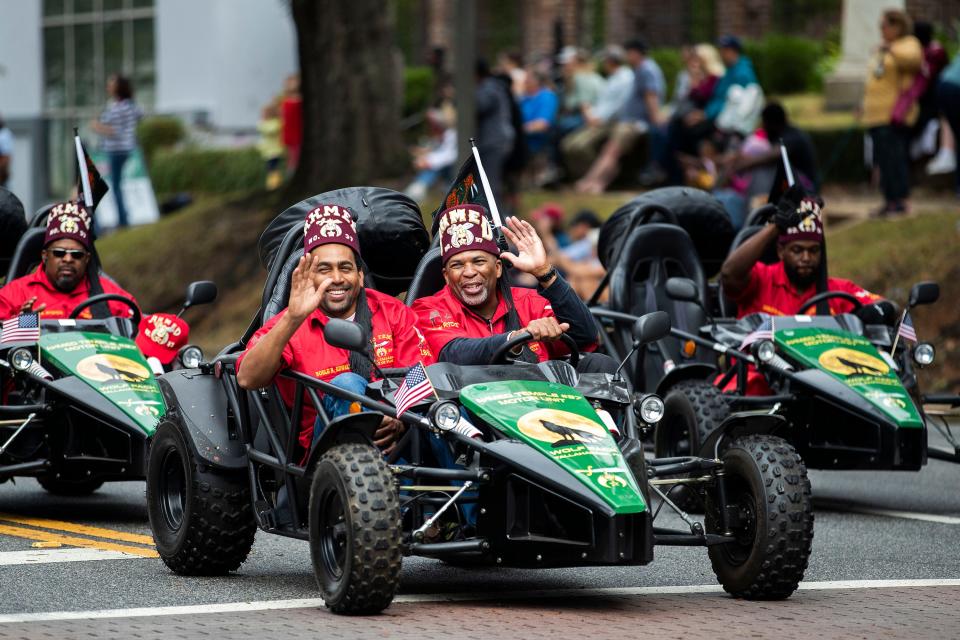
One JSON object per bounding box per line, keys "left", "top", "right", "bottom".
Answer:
{"left": 655, "top": 380, "right": 730, "bottom": 511}
{"left": 38, "top": 477, "right": 104, "bottom": 496}
{"left": 309, "top": 443, "right": 402, "bottom": 615}
{"left": 706, "top": 435, "right": 813, "bottom": 600}
{"left": 147, "top": 420, "right": 256, "bottom": 575}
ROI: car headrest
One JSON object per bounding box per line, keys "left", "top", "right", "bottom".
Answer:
{"left": 405, "top": 247, "right": 444, "bottom": 303}
{"left": 608, "top": 223, "right": 707, "bottom": 312}
{"left": 5, "top": 227, "right": 46, "bottom": 282}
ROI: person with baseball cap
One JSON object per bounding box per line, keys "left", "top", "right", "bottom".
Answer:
{"left": 0, "top": 200, "right": 138, "bottom": 320}
{"left": 721, "top": 187, "right": 882, "bottom": 318}
{"left": 237, "top": 204, "right": 433, "bottom": 457}
{"left": 412, "top": 205, "right": 609, "bottom": 371}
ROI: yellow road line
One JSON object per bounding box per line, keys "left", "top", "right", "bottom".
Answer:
{"left": 0, "top": 524, "right": 158, "bottom": 558}
{"left": 0, "top": 513, "right": 155, "bottom": 546}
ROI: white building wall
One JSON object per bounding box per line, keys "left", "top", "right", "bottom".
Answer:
{"left": 156, "top": 0, "right": 297, "bottom": 130}
{"left": 0, "top": 0, "right": 43, "bottom": 118}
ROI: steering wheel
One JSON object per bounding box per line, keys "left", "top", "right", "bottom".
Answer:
{"left": 798, "top": 290, "right": 864, "bottom": 315}
{"left": 69, "top": 293, "right": 142, "bottom": 327}
{"left": 489, "top": 330, "right": 581, "bottom": 368}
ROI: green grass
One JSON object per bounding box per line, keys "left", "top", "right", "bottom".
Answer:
{"left": 830, "top": 210, "right": 960, "bottom": 392}
{"left": 776, "top": 93, "right": 858, "bottom": 131}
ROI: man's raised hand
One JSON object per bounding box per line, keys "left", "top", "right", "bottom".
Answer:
{"left": 287, "top": 254, "right": 331, "bottom": 324}
{"left": 500, "top": 216, "right": 551, "bottom": 278}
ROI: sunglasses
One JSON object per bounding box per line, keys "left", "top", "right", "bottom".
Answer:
{"left": 49, "top": 248, "right": 88, "bottom": 260}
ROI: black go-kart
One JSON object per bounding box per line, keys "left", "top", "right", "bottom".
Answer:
{"left": 146, "top": 188, "right": 814, "bottom": 614}
{"left": 590, "top": 188, "right": 960, "bottom": 510}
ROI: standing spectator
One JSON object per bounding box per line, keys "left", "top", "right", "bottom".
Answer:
{"left": 91, "top": 74, "right": 143, "bottom": 229}
{"left": 909, "top": 22, "right": 948, "bottom": 153}
{"left": 575, "top": 38, "right": 665, "bottom": 194}
{"left": 0, "top": 113, "right": 13, "bottom": 188}
{"left": 476, "top": 59, "right": 516, "bottom": 204}
{"left": 497, "top": 50, "right": 527, "bottom": 98}
{"left": 934, "top": 54, "right": 960, "bottom": 197}
{"left": 280, "top": 74, "right": 303, "bottom": 175}
{"left": 561, "top": 45, "right": 635, "bottom": 180}
{"left": 257, "top": 100, "right": 284, "bottom": 190}
{"left": 861, "top": 9, "right": 922, "bottom": 216}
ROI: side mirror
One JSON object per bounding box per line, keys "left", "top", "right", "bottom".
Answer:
{"left": 908, "top": 281, "right": 939, "bottom": 307}
{"left": 183, "top": 281, "right": 218, "bottom": 310}
{"left": 323, "top": 318, "right": 369, "bottom": 353}
{"left": 665, "top": 277, "right": 700, "bottom": 303}
{"left": 632, "top": 310, "right": 671, "bottom": 346}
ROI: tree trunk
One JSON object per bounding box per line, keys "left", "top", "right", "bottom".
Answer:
{"left": 288, "top": 0, "right": 404, "bottom": 198}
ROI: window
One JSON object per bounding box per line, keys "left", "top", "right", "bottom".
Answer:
{"left": 42, "top": 0, "right": 155, "bottom": 195}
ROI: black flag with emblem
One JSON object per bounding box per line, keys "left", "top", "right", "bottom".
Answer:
{"left": 430, "top": 153, "right": 491, "bottom": 236}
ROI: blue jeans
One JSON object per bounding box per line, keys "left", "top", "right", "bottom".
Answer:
{"left": 314, "top": 372, "right": 369, "bottom": 443}
{"left": 107, "top": 150, "right": 130, "bottom": 227}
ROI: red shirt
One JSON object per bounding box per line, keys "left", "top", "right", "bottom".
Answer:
{"left": 237, "top": 289, "right": 434, "bottom": 451}
{"left": 0, "top": 267, "right": 139, "bottom": 321}
{"left": 411, "top": 284, "right": 567, "bottom": 362}
{"left": 280, "top": 96, "right": 303, "bottom": 147}
{"left": 730, "top": 261, "right": 880, "bottom": 319}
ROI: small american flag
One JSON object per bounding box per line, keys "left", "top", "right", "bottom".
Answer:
{"left": 739, "top": 318, "right": 774, "bottom": 350}
{"left": 1, "top": 313, "right": 40, "bottom": 344}
{"left": 897, "top": 313, "right": 917, "bottom": 343}
{"left": 393, "top": 362, "right": 436, "bottom": 417}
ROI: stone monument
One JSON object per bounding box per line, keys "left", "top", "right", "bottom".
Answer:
{"left": 824, "top": 0, "right": 905, "bottom": 110}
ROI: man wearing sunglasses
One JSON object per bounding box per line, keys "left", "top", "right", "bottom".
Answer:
{"left": 0, "top": 200, "right": 138, "bottom": 320}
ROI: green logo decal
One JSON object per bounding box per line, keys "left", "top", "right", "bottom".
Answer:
{"left": 39, "top": 332, "right": 165, "bottom": 435}
{"left": 461, "top": 380, "right": 646, "bottom": 514}
{"left": 777, "top": 328, "right": 921, "bottom": 428}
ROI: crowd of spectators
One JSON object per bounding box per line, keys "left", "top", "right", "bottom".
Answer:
{"left": 404, "top": 16, "right": 958, "bottom": 237}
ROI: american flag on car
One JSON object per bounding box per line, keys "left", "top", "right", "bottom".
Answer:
{"left": 1, "top": 313, "right": 40, "bottom": 344}
{"left": 897, "top": 313, "right": 917, "bottom": 343}
{"left": 393, "top": 362, "right": 436, "bottom": 417}
{"left": 739, "top": 318, "right": 774, "bottom": 350}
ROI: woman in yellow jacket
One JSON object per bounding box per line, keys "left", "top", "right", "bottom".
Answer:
{"left": 861, "top": 9, "right": 922, "bottom": 216}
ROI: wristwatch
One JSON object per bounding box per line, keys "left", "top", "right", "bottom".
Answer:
{"left": 535, "top": 266, "right": 557, "bottom": 284}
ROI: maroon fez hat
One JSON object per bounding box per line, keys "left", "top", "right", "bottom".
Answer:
{"left": 303, "top": 204, "right": 360, "bottom": 255}
{"left": 436, "top": 204, "right": 499, "bottom": 264}
{"left": 44, "top": 200, "right": 93, "bottom": 250}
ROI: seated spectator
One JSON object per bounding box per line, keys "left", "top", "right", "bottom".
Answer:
{"left": 714, "top": 102, "right": 817, "bottom": 229}
{"left": 575, "top": 38, "right": 666, "bottom": 194}
{"left": 404, "top": 107, "right": 458, "bottom": 203}
{"left": 561, "top": 45, "right": 635, "bottom": 180}
{"left": 663, "top": 35, "right": 758, "bottom": 184}
{"left": 556, "top": 46, "right": 605, "bottom": 137}
{"left": 520, "top": 69, "right": 560, "bottom": 183}
{"left": 530, "top": 203, "right": 569, "bottom": 248}
{"left": 537, "top": 208, "right": 605, "bottom": 301}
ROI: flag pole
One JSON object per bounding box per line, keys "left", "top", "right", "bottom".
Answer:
{"left": 74, "top": 129, "right": 93, "bottom": 208}
{"left": 469, "top": 138, "right": 504, "bottom": 229}
{"left": 779, "top": 142, "right": 795, "bottom": 187}
{"left": 890, "top": 308, "right": 908, "bottom": 355}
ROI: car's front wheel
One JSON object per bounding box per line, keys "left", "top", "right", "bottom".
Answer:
{"left": 706, "top": 434, "right": 813, "bottom": 599}
{"left": 147, "top": 420, "right": 256, "bottom": 575}
{"left": 309, "top": 443, "right": 402, "bottom": 615}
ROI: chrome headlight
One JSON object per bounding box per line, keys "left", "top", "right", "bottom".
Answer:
{"left": 178, "top": 345, "right": 203, "bottom": 369}
{"left": 754, "top": 340, "right": 776, "bottom": 363}
{"left": 913, "top": 342, "right": 935, "bottom": 366}
{"left": 428, "top": 401, "right": 461, "bottom": 431}
{"left": 10, "top": 348, "right": 34, "bottom": 371}
{"left": 636, "top": 394, "right": 665, "bottom": 424}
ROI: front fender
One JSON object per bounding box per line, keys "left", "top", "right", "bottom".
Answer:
{"left": 655, "top": 363, "right": 718, "bottom": 397}
{"left": 698, "top": 410, "right": 787, "bottom": 459}
{"left": 304, "top": 412, "right": 382, "bottom": 471}
{"left": 157, "top": 369, "right": 247, "bottom": 470}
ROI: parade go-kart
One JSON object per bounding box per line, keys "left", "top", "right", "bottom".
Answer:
{"left": 0, "top": 281, "right": 217, "bottom": 495}
{"left": 145, "top": 188, "right": 813, "bottom": 615}
{"left": 649, "top": 277, "right": 960, "bottom": 472}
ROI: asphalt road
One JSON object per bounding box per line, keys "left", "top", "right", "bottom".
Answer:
{"left": 0, "top": 430, "right": 958, "bottom": 637}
